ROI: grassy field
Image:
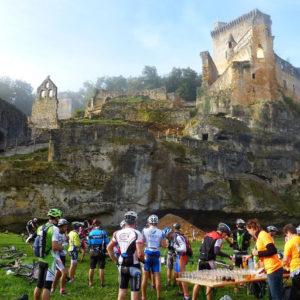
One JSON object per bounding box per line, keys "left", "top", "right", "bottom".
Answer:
{"left": 0, "top": 233, "right": 286, "bottom": 300}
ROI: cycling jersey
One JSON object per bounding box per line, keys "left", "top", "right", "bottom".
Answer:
{"left": 142, "top": 226, "right": 165, "bottom": 256}
{"left": 68, "top": 230, "right": 81, "bottom": 252}
{"left": 173, "top": 233, "right": 187, "bottom": 254}
{"left": 57, "top": 232, "right": 68, "bottom": 256}
{"left": 231, "top": 229, "right": 251, "bottom": 252}
{"left": 88, "top": 228, "right": 110, "bottom": 252}
{"left": 199, "top": 231, "right": 223, "bottom": 261}
{"left": 26, "top": 220, "right": 37, "bottom": 234}
{"left": 112, "top": 227, "right": 143, "bottom": 267}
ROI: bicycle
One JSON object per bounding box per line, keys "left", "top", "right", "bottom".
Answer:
{"left": 6, "top": 261, "right": 38, "bottom": 283}
{"left": 0, "top": 252, "right": 26, "bottom": 260}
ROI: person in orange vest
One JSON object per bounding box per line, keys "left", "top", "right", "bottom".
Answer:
{"left": 282, "top": 224, "right": 300, "bottom": 300}
{"left": 246, "top": 219, "right": 283, "bottom": 300}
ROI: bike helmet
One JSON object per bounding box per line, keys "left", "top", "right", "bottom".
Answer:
{"left": 173, "top": 222, "right": 181, "bottom": 230}
{"left": 124, "top": 211, "right": 138, "bottom": 225}
{"left": 47, "top": 208, "right": 62, "bottom": 218}
{"left": 147, "top": 214, "right": 159, "bottom": 224}
{"left": 120, "top": 220, "right": 126, "bottom": 228}
{"left": 236, "top": 219, "right": 246, "bottom": 226}
{"left": 219, "top": 296, "right": 233, "bottom": 300}
{"left": 33, "top": 218, "right": 38, "bottom": 223}
{"left": 58, "top": 218, "right": 69, "bottom": 227}
{"left": 92, "top": 219, "right": 101, "bottom": 226}
{"left": 267, "top": 225, "right": 279, "bottom": 233}
{"left": 72, "top": 221, "right": 81, "bottom": 228}
{"left": 217, "top": 223, "right": 231, "bottom": 235}
{"left": 163, "top": 226, "right": 172, "bottom": 237}
{"left": 296, "top": 225, "right": 300, "bottom": 235}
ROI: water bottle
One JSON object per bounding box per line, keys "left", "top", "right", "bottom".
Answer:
{"left": 248, "top": 258, "right": 254, "bottom": 270}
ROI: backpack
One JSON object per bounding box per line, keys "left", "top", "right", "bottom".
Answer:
{"left": 177, "top": 233, "right": 193, "bottom": 258}
{"left": 184, "top": 236, "right": 193, "bottom": 258}
{"left": 248, "top": 281, "right": 266, "bottom": 299}
{"left": 33, "top": 224, "right": 53, "bottom": 258}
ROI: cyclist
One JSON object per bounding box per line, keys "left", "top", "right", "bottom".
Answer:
{"left": 26, "top": 218, "right": 39, "bottom": 245}
{"left": 88, "top": 219, "right": 110, "bottom": 287}
{"left": 107, "top": 211, "right": 145, "bottom": 300}
{"left": 141, "top": 215, "right": 166, "bottom": 300}
{"left": 283, "top": 224, "right": 300, "bottom": 299}
{"left": 51, "top": 218, "right": 69, "bottom": 296}
{"left": 192, "top": 223, "right": 233, "bottom": 300}
{"left": 173, "top": 222, "right": 181, "bottom": 233}
{"left": 79, "top": 221, "right": 88, "bottom": 262}
{"left": 68, "top": 222, "right": 82, "bottom": 283}
{"left": 165, "top": 226, "right": 177, "bottom": 287}
{"left": 229, "top": 219, "right": 251, "bottom": 267}
{"left": 246, "top": 219, "right": 283, "bottom": 300}
{"left": 114, "top": 220, "right": 126, "bottom": 261}
{"left": 33, "top": 208, "right": 64, "bottom": 300}
{"left": 165, "top": 227, "right": 190, "bottom": 300}
{"left": 267, "top": 225, "right": 279, "bottom": 239}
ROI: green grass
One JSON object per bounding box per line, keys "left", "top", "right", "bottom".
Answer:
{"left": 74, "top": 119, "right": 127, "bottom": 125}
{"left": 0, "top": 233, "right": 287, "bottom": 299}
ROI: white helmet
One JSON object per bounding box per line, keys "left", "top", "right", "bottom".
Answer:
{"left": 219, "top": 296, "right": 233, "bottom": 300}
{"left": 147, "top": 214, "right": 158, "bottom": 224}
{"left": 297, "top": 225, "right": 300, "bottom": 234}
{"left": 124, "top": 211, "right": 138, "bottom": 225}
{"left": 120, "top": 220, "right": 126, "bottom": 228}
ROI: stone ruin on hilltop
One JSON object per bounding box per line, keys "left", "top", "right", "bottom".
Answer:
{"left": 199, "top": 9, "right": 300, "bottom": 115}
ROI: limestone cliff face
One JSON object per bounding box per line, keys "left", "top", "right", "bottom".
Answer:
{"left": 1, "top": 107, "right": 300, "bottom": 230}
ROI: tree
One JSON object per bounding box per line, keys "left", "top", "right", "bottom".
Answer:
{"left": 141, "top": 66, "right": 162, "bottom": 90}
{"left": 13, "top": 80, "right": 35, "bottom": 115}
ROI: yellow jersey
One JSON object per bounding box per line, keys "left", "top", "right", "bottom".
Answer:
{"left": 68, "top": 230, "right": 81, "bottom": 252}
{"left": 256, "top": 230, "right": 282, "bottom": 274}
{"left": 284, "top": 235, "right": 300, "bottom": 273}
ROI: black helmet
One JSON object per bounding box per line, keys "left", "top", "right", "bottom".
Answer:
{"left": 173, "top": 222, "right": 181, "bottom": 230}
{"left": 217, "top": 223, "right": 231, "bottom": 235}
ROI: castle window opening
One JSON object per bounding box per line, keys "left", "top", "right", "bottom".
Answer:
{"left": 283, "top": 80, "right": 287, "bottom": 89}
{"left": 45, "top": 82, "right": 49, "bottom": 88}
{"left": 257, "top": 45, "right": 264, "bottom": 58}
{"left": 228, "top": 41, "right": 232, "bottom": 49}
{"left": 293, "top": 84, "right": 295, "bottom": 93}
{"left": 41, "top": 90, "right": 46, "bottom": 98}
{"left": 49, "top": 89, "right": 53, "bottom": 97}
{"left": 202, "top": 133, "right": 208, "bottom": 141}
{"left": 252, "top": 73, "right": 256, "bottom": 79}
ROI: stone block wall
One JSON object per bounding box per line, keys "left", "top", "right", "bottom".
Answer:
{"left": 30, "top": 76, "right": 59, "bottom": 130}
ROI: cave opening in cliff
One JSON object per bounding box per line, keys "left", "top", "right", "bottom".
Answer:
{"left": 202, "top": 133, "right": 208, "bottom": 141}
{"left": 0, "top": 131, "right": 5, "bottom": 152}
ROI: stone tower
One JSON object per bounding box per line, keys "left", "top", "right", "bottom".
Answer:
{"left": 30, "top": 76, "right": 59, "bottom": 130}
{"left": 199, "top": 9, "right": 300, "bottom": 115}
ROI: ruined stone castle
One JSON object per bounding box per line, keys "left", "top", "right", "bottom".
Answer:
{"left": 200, "top": 9, "right": 300, "bottom": 114}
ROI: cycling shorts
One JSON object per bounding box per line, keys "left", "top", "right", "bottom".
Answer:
{"left": 56, "top": 255, "right": 66, "bottom": 271}
{"left": 144, "top": 255, "right": 161, "bottom": 273}
{"left": 70, "top": 251, "right": 78, "bottom": 263}
{"left": 36, "top": 262, "right": 54, "bottom": 290}
{"left": 81, "top": 239, "right": 86, "bottom": 249}
{"left": 119, "top": 265, "right": 141, "bottom": 291}
{"left": 174, "top": 255, "right": 188, "bottom": 273}
{"left": 167, "top": 253, "right": 175, "bottom": 269}
{"left": 90, "top": 252, "right": 106, "bottom": 269}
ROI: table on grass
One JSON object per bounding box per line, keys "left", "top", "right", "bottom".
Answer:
{"left": 177, "top": 273, "right": 289, "bottom": 300}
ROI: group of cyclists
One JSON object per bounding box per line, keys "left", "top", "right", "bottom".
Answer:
{"left": 27, "top": 209, "right": 300, "bottom": 300}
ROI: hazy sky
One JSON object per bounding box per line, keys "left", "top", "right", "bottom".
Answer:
{"left": 0, "top": 0, "right": 299, "bottom": 91}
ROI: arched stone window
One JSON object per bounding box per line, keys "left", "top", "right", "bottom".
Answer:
{"left": 41, "top": 90, "right": 46, "bottom": 98}
{"left": 49, "top": 89, "right": 53, "bottom": 97}
{"left": 45, "top": 82, "right": 50, "bottom": 88}
{"left": 283, "top": 80, "right": 287, "bottom": 89}
{"left": 257, "top": 44, "right": 264, "bottom": 58}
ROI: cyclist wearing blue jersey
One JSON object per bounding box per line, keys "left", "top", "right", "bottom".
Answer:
{"left": 88, "top": 219, "right": 110, "bottom": 287}
{"left": 141, "top": 215, "right": 166, "bottom": 300}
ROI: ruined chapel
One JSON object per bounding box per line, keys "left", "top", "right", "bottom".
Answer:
{"left": 200, "top": 9, "right": 300, "bottom": 110}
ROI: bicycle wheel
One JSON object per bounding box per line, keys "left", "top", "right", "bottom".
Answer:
{"left": 21, "top": 233, "right": 28, "bottom": 242}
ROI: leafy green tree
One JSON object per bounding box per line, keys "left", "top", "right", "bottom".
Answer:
{"left": 13, "top": 80, "right": 35, "bottom": 115}
{"left": 141, "top": 66, "right": 162, "bottom": 90}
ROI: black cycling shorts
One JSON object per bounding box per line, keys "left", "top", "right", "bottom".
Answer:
{"left": 119, "top": 266, "right": 141, "bottom": 291}
{"left": 90, "top": 252, "right": 106, "bottom": 269}
{"left": 70, "top": 251, "right": 78, "bottom": 263}
{"left": 36, "top": 262, "right": 53, "bottom": 290}
{"left": 198, "top": 260, "right": 212, "bottom": 271}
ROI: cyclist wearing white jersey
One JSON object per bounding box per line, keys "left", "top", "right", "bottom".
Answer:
{"left": 141, "top": 215, "right": 166, "bottom": 300}
{"left": 107, "top": 211, "right": 145, "bottom": 300}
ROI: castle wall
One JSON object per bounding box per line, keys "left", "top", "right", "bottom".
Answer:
{"left": 211, "top": 9, "right": 271, "bottom": 74}
{"left": 58, "top": 99, "right": 72, "bottom": 120}
{"left": 200, "top": 51, "right": 219, "bottom": 87}
{"left": 275, "top": 55, "right": 300, "bottom": 101}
